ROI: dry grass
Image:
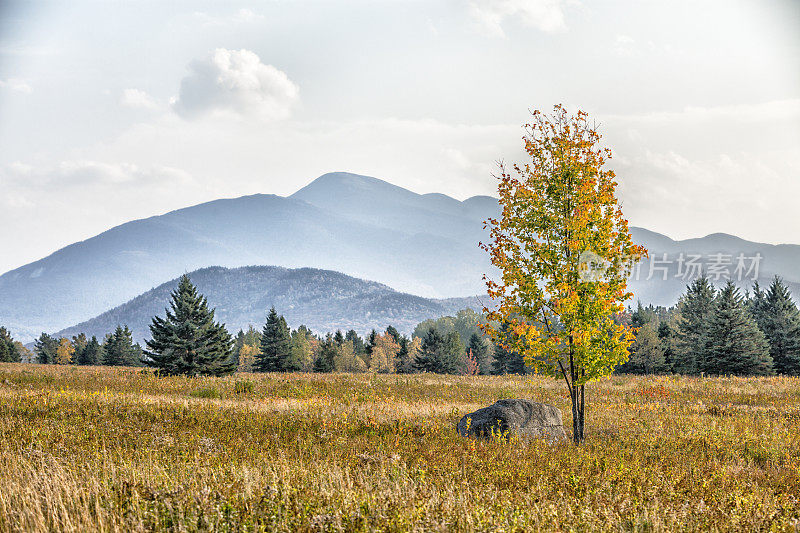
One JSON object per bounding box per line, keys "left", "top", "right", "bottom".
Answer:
{"left": 0, "top": 363, "right": 798, "bottom": 532}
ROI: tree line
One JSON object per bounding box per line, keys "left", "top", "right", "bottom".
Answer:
{"left": 618, "top": 276, "right": 800, "bottom": 376}
{"left": 2, "top": 274, "right": 798, "bottom": 378}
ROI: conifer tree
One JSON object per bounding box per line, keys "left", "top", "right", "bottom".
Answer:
{"left": 0, "top": 327, "right": 21, "bottom": 363}
{"left": 256, "top": 307, "right": 296, "bottom": 372}
{"left": 702, "top": 281, "right": 772, "bottom": 376}
{"left": 675, "top": 276, "right": 716, "bottom": 374}
{"left": 394, "top": 335, "right": 412, "bottom": 373}
{"left": 77, "top": 336, "right": 102, "bottom": 365}
{"left": 313, "top": 337, "right": 337, "bottom": 373}
{"left": 143, "top": 275, "right": 234, "bottom": 376}
{"left": 755, "top": 277, "right": 800, "bottom": 375}
{"left": 34, "top": 333, "right": 58, "bottom": 364}
{"left": 490, "top": 322, "right": 526, "bottom": 375}
{"left": 413, "top": 327, "right": 461, "bottom": 374}
{"left": 657, "top": 321, "right": 675, "bottom": 372}
{"left": 345, "top": 329, "right": 366, "bottom": 356}
{"left": 103, "top": 326, "right": 143, "bottom": 366}
{"left": 468, "top": 332, "right": 491, "bottom": 374}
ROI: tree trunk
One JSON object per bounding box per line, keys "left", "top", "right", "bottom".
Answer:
{"left": 570, "top": 386, "right": 579, "bottom": 444}
{"left": 577, "top": 383, "right": 585, "bottom": 443}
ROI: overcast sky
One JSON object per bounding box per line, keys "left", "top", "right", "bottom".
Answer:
{"left": 0, "top": 0, "right": 798, "bottom": 274}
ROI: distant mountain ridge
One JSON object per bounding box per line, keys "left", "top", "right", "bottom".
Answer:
{"left": 53, "top": 266, "right": 484, "bottom": 343}
{"left": 1, "top": 171, "right": 798, "bottom": 342}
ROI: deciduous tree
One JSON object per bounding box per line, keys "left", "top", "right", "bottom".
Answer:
{"left": 482, "top": 105, "right": 645, "bottom": 443}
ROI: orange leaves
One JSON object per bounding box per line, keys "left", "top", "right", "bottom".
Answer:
{"left": 482, "top": 104, "right": 649, "bottom": 385}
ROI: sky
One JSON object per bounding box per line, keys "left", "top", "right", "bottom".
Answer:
{"left": 0, "top": 0, "right": 798, "bottom": 274}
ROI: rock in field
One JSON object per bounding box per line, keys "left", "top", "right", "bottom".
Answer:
{"left": 456, "top": 399, "right": 567, "bottom": 442}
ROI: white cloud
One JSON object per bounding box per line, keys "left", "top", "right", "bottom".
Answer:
{"left": 3, "top": 160, "right": 192, "bottom": 189}
{"left": 172, "top": 48, "right": 299, "bottom": 121}
{"left": 0, "top": 78, "right": 32, "bottom": 93}
{"left": 609, "top": 99, "right": 800, "bottom": 124}
{"left": 613, "top": 34, "right": 637, "bottom": 57}
{"left": 120, "top": 88, "right": 159, "bottom": 110}
{"left": 468, "top": 0, "right": 568, "bottom": 38}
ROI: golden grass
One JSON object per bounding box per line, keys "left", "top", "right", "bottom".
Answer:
{"left": 0, "top": 363, "right": 798, "bottom": 532}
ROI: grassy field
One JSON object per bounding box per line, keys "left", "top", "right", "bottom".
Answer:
{"left": 0, "top": 364, "right": 798, "bottom": 532}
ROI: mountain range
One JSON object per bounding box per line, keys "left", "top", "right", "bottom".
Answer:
{"left": 53, "top": 266, "right": 483, "bottom": 343}
{"left": 1, "top": 171, "right": 798, "bottom": 342}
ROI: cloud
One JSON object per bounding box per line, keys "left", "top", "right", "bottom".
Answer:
{"left": 120, "top": 88, "right": 159, "bottom": 110}
{"left": 3, "top": 160, "right": 192, "bottom": 189}
{"left": 608, "top": 99, "right": 800, "bottom": 124}
{"left": 613, "top": 34, "right": 637, "bottom": 57}
{"left": 0, "top": 78, "right": 32, "bottom": 93}
{"left": 172, "top": 48, "right": 299, "bottom": 121}
{"left": 468, "top": 0, "right": 568, "bottom": 38}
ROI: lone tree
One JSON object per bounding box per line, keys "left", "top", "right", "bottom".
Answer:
{"left": 143, "top": 275, "right": 235, "bottom": 376}
{"left": 482, "top": 105, "right": 645, "bottom": 443}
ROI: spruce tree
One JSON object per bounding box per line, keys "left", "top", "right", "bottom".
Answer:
{"left": 395, "top": 335, "right": 412, "bottom": 373}
{"left": 657, "top": 321, "right": 675, "bottom": 372}
{"left": 0, "top": 327, "right": 21, "bottom": 363}
{"left": 413, "top": 327, "right": 444, "bottom": 373}
{"left": 34, "top": 333, "right": 58, "bottom": 364}
{"left": 675, "top": 276, "right": 716, "bottom": 374}
{"left": 468, "top": 332, "right": 491, "bottom": 374}
{"left": 413, "top": 327, "right": 461, "bottom": 374}
{"left": 756, "top": 277, "right": 800, "bottom": 375}
{"left": 255, "top": 307, "right": 294, "bottom": 372}
{"left": 103, "top": 326, "right": 140, "bottom": 366}
{"left": 702, "top": 281, "right": 772, "bottom": 376}
{"left": 77, "top": 336, "right": 102, "bottom": 365}
{"left": 345, "top": 330, "right": 365, "bottom": 355}
{"left": 313, "top": 337, "right": 337, "bottom": 373}
{"left": 143, "top": 275, "right": 234, "bottom": 376}
{"left": 490, "top": 322, "right": 526, "bottom": 375}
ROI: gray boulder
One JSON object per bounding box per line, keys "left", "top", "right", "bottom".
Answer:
{"left": 456, "top": 399, "right": 567, "bottom": 442}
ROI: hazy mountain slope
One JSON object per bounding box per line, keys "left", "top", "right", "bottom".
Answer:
{"left": 2, "top": 171, "right": 798, "bottom": 342}
{"left": 0, "top": 177, "right": 495, "bottom": 340}
{"left": 53, "top": 266, "right": 483, "bottom": 343}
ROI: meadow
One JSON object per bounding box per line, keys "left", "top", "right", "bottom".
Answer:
{"left": 0, "top": 363, "right": 798, "bottom": 532}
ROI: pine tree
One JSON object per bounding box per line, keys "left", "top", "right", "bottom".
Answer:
{"left": 313, "top": 337, "right": 337, "bottom": 373}
{"left": 395, "top": 335, "right": 412, "bottom": 373}
{"left": 34, "top": 333, "right": 58, "bottom": 364}
{"left": 755, "top": 277, "right": 800, "bottom": 375}
{"left": 702, "top": 281, "right": 772, "bottom": 376}
{"left": 675, "top": 276, "right": 716, "bottom": 374}
{"left": 491, "top": 322, "right": 526, "bottom": 375}
{"left": 143, "top": 275, "right": 234, "bottom": 376}
{"left": 657, "top": 321, "right": 675, "bottom": 372}
{"left": 468, "top": 332, "right": 491, "bottom": 375}
{"left": 0, "top": 327, "right": 21, "bottom": 363}
{"left": 345, "top": 329, "right": 365, "bottom": 356}
{"left": 413, "top": 327, "right": 461, "bottom": 374}
{"left": 77, "top": 336, "right": 102, "bottom": 365}
{"left": 255, "top": 307, "right": 294, "bottom": 372}
{"left": 103, "top": 326, "right": 140, "bottom": 366}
